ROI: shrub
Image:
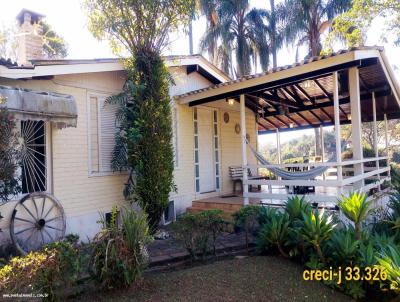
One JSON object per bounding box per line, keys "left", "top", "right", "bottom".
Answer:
{"left": 197, "top": 210, "right": 225, "bottom": 256}
{"left": 89, "top": 206, "right": 152, "bottom": 289}
{"left": 257, "top": 206, "right": 278, "bottom": 226}
{"left": 0, "top": 100, "right": 21, "bottom": 204}
{"left": 0, "top": 240, "right": 80, "bottom": 301}
{"left": 233, "top": 205, "right": 262, "bottom": 253}
{"left": 338, "top": 192, "right": 373, "bottom": 239}
{"left": 172, "top": 210, "right": 225, "bottom": 261}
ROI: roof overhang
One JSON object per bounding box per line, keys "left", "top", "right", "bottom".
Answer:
{"left": 0, "top": 86, "right": 77, "bottom": 128}
{"left": 0, "top": 55, "right": 230, "bottom": 83}
{"left": 174, "top": 47, "right": 400, "bottom": 133}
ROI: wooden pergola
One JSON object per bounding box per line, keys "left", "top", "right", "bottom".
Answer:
{"left": 176, "top": 47, "right": 400, "bottom": 205}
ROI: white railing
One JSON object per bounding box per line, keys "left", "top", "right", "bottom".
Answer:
{"left": 243, "top": 156, "right": 390, "bottom": 203}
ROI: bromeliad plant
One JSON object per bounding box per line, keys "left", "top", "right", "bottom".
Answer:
{"left": 338, "top": 192, "right": 373, "bottom": 239}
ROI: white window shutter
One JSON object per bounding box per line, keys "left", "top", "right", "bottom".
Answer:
{"left": 99, "top": 97, "right": 117, "bottom": 172}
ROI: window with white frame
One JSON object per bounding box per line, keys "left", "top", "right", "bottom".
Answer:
{"left": 172, "top": 106, "right": 179, "bottom": 168}
{"left": 88, "top": 94, "right": 117, "bottom": 175}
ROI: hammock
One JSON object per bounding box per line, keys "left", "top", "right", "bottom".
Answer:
{"left": 246, "top": 141, "right": 334, "bottom": 180}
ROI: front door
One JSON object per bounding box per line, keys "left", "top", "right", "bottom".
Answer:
{"left": 197, "top": 108, "right": 215, "bottom": 193}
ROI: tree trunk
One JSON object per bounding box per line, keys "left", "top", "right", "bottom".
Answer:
{"left": 277, "top": 242, "right": 289, "bottom": 258}
{"left": 315, "top": 128, "right": 321, "bottom": 156}
{"left": 315, "top": 244, "right": 325, "bottom": 263}
{"left": 188, "top": 20, "right": 194, "bottom": 55}
{"left": 310, "top": 27, "right": 322, "bottom": 156}
{"left": 270, "top": 0, "right": 277, "bottom": 69}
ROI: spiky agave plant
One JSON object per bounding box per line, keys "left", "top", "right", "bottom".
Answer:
{"left": 328, "top": 227, "right": 360, "bottom": 266}
{"left": 376, "top": 244, "right": 400, "bottom": 293}
{"left": 338, "top": 192, "right": 373, "bottom": 240}
{"left": 285, "top": 196, "right": 312, "bottom": 221}
{"left": 299, "top": 209, "right": 336, "bottom": 263}
{"left": 257, "top": 212, "right": 291, "bottom": 258}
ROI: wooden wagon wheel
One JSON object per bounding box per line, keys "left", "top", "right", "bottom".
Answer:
{"left": 10, "top": 192, "right": 66, "bottom": 255}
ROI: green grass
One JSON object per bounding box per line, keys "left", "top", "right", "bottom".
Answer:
{"left": 79, "top": 256, "right": 353, "bottom": 302}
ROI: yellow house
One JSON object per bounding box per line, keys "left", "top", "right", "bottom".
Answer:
{"left": 2, "top": 10, "right": 400, "bottom": 255}
{"left": 0, "top": 10, "right": 258, "bottom": 253}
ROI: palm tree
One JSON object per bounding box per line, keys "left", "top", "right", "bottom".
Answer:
{"left": 200, "top": 0, "right": 270, "bottom": 78}
{"left": 278, "top": 0, "right": 351, "bottom": 154}
{"left": 198, "top": 0, "right": 218, "bottom": 65}
{"left": 267, "top": 0, "right": 283, "bottom": 69}
{"left": 279, "top": 0, "right": 351, "bottom": 58}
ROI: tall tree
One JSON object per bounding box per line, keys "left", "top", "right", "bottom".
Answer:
{"left": 199, "top": 0, "right": 219, "bottom": 64}
{"left": 267, "top": 0, "right": 283, "bottom": 69}
{"left": 325, "top": 0, "right": 400, "bottom": 49}
{"left": 278, "top": 0, "right": 351, "bottom": 155}
{"left": 41, "top": 21, "right": 68, "bottom": 59}
{"left": 0, "top": 21, "right": 68, "bottom": 61}
{"left": 200, "top": 0, "right": 270, "bottom": 77}
{"left": 84, "top": 0, "right": 194, "bottom": 232}
{"left": 279, "top": 0, "right": 351, "bottom": 58}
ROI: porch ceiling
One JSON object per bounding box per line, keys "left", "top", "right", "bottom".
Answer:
{"left": 175, "top": 47, "right": 400, "bottom": 133}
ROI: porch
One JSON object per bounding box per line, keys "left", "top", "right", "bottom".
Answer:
{"left": 177, "top": 47, "right": 400, "bottom": 207}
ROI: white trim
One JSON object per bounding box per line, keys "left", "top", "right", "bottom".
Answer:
{"left": 177, "top": 51, "right": 358, "bottom": 103}
{"left": 177, "top": 49, "right": 400, "bottom": 105}
{"left": 193, "top": 106, "right": 220, "bottom": 196}
{"left": 0, "top": 56, "right": 230, "bottom": 83}
{"left": 172, "top": 105, "right": 180, "bottom": 169}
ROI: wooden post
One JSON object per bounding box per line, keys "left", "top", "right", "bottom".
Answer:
{"left": 385, "top": 113, "right": 389, "bottom": 172}
{"left": 349, "top": 67, "right": 364, "bottom": 189}
{"left": 275, "top": 128, "right": 281, "bottom": 191}
{"left": 372, "top": 92, "right": 380, "bottom": 189}
{"left": 240, "top": 94, "right": 249, "bottom": 205}
{"left": 320, "top": 125, "right": 325, "bottom": 180}
{"left": 276, "top": 128, "right": 281, "bottom": 164}
{"left": 333, "top": 72, "right": 343, "bottom": 194}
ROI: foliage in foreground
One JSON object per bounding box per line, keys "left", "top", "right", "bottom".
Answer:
{"left": 338, "top": 192, "right": 373, "bottom": 239}
{"left": 254, "top": 191, "right": 400, "bottom": 299}
{"left": 89, "top": 206, "right": 152, "bottom": 289}
{"left": 0, "top": 237, "right": 81, "bottom": 301}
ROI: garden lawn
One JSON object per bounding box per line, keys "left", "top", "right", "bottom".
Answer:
{"left": 81, "top": 256, "right": 353, "bottom": 302}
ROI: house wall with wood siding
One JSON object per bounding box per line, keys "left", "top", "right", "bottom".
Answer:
{"left": 0, "top": 71, "right": 127, "bottom": 240}
{"left": 0, "top": 67, "right": 258, "bottom": 242}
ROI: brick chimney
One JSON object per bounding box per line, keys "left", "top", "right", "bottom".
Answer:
{"left": 16, "top": 9, "right": 45, "bottom": 66}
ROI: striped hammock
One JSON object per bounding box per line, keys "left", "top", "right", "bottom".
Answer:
{"left": 246, "top": 141, "right": 334, "bottom": 180}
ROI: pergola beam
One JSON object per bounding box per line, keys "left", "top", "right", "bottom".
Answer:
{"left": 295, "top": 112, "right": 313, "bottom": 125}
